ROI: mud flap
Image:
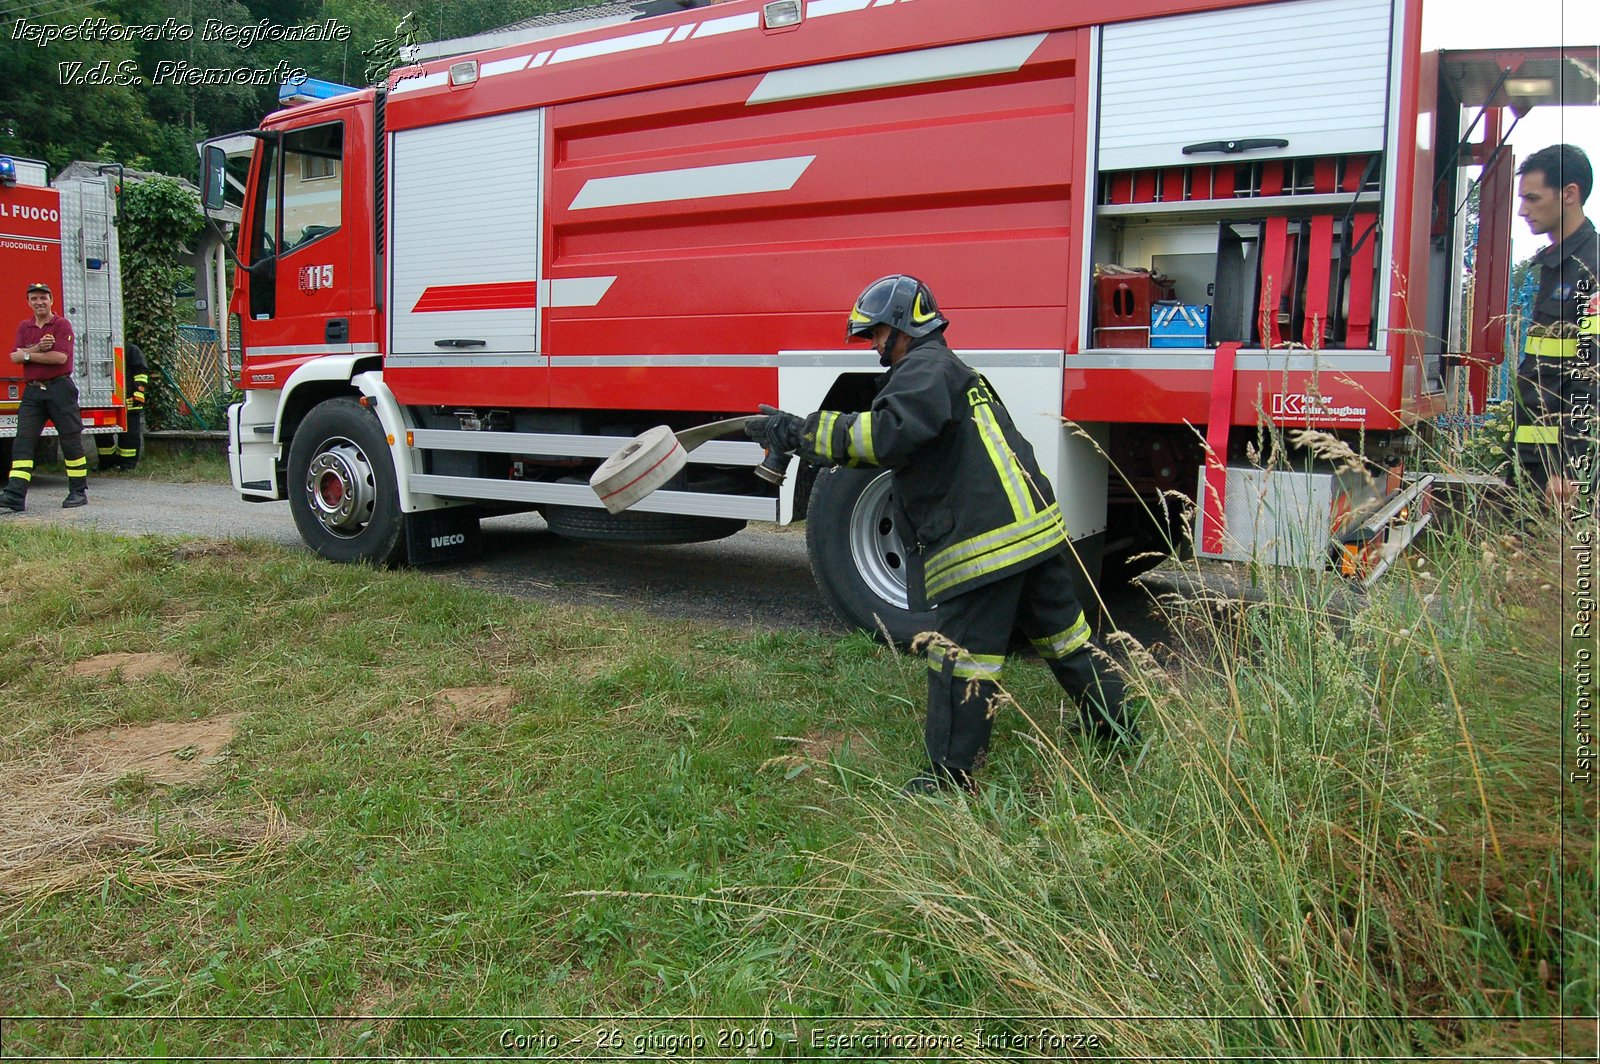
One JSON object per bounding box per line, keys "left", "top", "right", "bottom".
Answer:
{"left": 405, "top": 506, "right": 482, "bottom": 565}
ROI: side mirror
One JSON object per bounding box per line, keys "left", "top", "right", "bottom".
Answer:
{"left": 201, "top": 145, "right": 227, "bottom": 212}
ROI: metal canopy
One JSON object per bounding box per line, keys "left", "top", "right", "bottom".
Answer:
{"left": 1440, "top": 46, "right": 1600, "bottom": 113}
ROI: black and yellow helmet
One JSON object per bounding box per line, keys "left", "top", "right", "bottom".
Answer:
{"left": 845, "top": 274, "right": 947, "bottom": 343}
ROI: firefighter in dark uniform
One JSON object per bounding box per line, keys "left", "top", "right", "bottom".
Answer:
{"left": 1, "top": 281, "right": 89, "bottom": 513}
{"left": 1513, "top": 144, "right": 1598, "bottom": 505}
{"left": 98, "top": 340, "right": 147, "bottom": 471}
{"left": 747, "top": 276, "right": 1137, "bottom": 795}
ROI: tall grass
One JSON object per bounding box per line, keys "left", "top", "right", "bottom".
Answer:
{"left": 756, "top": 480, "right": 1591, "bottom": 1058}
{"left": 0, "top": 466, "right": 1588, "bottom": 1058}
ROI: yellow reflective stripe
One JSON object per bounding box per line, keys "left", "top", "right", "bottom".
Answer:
{"left": 1032, "top": 613, "right": 1091, "bottom": 660}
{"left": 973, "top": 404, "right": 1032, "bottom": 521}
{"left": 814, "top": 410, "right": 840, "bottom": 461}
{"left": 117, "top": 448, "right": 138, "bottom": 458}
{"left": 1515, "top": 425, "right": 1561, "bottom": 445}
{"left": 96, "top": 444, "right": 116, "bottom": 454}
{"left": 132, "top": 374, "right": 149, "bottom": 384}
{"left": 1525, "top": 335, "right": 1578, "bottom": 358}
{"left": 63, "top": 457, "right": 88, "bottom": 470}
{"left": 847, "top": 412, "right": 875, "bottom": 466}
{"left": 925, "top": 645, "right": 1005, "bottom": 681}
{"left": 12, "top": 460, "right": 33, "bottom": 470}
{"left": 925, "top": 506, "right": 1066, "bottom": 599}
{"left": 9, "top": 469, "right": 32, "bottom": 482}
{"left": 926, "top": 503, "right": 1063, "bottom": 582}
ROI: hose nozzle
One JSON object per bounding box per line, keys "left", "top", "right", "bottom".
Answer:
{"left": 754, "top": 447, "right": 789, "bottom": 485}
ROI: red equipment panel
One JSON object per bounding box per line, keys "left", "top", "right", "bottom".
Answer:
{"left": 0, "top": 184, "right": 64, "bottom": 404}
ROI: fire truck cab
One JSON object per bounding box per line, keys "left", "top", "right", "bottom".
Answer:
{"left": 206, "top": 0, "right": 1583, "bottom": 639}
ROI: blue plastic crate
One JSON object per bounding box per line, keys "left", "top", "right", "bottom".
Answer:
{"left": 1150, "top": 301, "right": 1210, "bottom": 348}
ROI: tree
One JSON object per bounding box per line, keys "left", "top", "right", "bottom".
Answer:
{"left": 0, "top": 6, "right": 164, "bottom": 173}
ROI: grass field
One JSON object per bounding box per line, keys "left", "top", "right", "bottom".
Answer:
{"left": 0, "top": 482, "right": 1591, "bottom": 1059}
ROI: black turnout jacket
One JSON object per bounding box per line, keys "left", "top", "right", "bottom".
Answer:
{"left": 797, "top": 333, "right": 1066, "bottom": 608}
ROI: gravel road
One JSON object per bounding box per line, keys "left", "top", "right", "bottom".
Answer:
{"left": 4, "top": 471, "right": 840, "bottom": 634}
{"left": 8, "top": 471, "right": 1162, "bottom": 640}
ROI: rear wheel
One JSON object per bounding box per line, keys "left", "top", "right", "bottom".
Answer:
{"left": 805, "top": 466, "right": 936, "bottom": 645}
{"left": 287, "top": 398, "right": 405, "bottom": 566}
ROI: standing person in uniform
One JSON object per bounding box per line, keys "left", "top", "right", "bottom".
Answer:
{"left": 1513, "top": 143, "right": 1598, "bottom": 506}
{"left": 746, "top": 275, "right": 1138, "bottom": 796}
{"left": 1, "top": 282, "right": 88, "bottom": 513}
{"left": 98, "top": 340, "right": 147, "bottom": 472}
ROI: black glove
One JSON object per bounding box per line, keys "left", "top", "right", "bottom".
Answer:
{"left": 745, "top": 404, "right": 803, "bottom": 455}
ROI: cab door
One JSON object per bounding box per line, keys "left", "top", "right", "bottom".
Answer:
{"left": 241, "top": 115, "right": 359, "bottom": 381}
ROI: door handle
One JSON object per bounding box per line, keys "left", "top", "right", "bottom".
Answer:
{"left": 325, "top": 318, "right": 348, "bottom": 343}
{"left": 1182, "top": 138, "right": 1290, "bottom": 156}
{"left": 434, "top": 338, "right": 487, "bottom": 348}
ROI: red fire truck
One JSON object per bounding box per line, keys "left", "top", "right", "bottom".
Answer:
{"left": 1, "top": 159, "right": 128, "bottom": 469}
{"left": 206, "top": 0, "right": 1584, "bottom": 640}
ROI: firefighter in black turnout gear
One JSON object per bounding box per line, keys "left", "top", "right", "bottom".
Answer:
{"left": 747, "top": 276, "right": 1137, "bottom": 796}
{"left": 99, "top": 341, "right": 147, "bottom": 471}
{"left": 1512, "top": 144, "right": 1599, "bottom": 505}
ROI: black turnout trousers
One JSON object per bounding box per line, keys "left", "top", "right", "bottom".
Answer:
{"left": 12, "top": 376, "right": 85, "bottom": 465}
{"left": 924, "top": 551, "right": 1130, "bottom": 773}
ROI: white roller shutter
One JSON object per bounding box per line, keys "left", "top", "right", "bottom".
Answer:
{"left": 390, "top": 109, "right": 544, "bottom": 355}
{"left": 1098, "top": 0, "right": 1393, "bottom": 171}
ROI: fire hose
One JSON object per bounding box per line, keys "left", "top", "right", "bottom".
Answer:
{"left": 589, "top": 415, "right": 790, "bottom": 514}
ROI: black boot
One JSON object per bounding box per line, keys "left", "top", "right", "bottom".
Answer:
{"left": 901, "top": 764, "right": 977, "bottom": 797}
{"left": 63, "top": 484, "right": 88, "bottom": 509}
{"left": 0, "top": 485, "right": 24, "bottom": 514}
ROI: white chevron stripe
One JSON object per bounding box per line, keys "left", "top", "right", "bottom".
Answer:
{"left": 541, "top": 276, "right": 618, "bottom": 308}
{"left": 569, "top": 156, "right": 815, "bottom": 211}
{"left": 747, "top": 33, "right": 1047, "bottom": 105}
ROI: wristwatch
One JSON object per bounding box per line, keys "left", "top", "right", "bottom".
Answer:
{"left": 21, "top": 350, "right": 28, "bottom": 362}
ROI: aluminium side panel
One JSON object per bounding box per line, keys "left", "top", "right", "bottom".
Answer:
{"left": 388, "top": 109, "right": 544, "bottom": 360}
{"left": 1097, "top": 0, "right": 1393, "bottom": 171}
{"left": 54, "top": 174, "right": 123, "bottom": 412}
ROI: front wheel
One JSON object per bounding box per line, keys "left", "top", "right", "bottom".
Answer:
{"left": 287, "top": 398, "right": 405, "bottom": 566}
{"left": 805, "top": 466, "right": 936, "bottom": 646}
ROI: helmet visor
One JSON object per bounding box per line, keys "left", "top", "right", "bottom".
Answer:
{"left": 845, "top": 277, "right": 897, "bottom": 342}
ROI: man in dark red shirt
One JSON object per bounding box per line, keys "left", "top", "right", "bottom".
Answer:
{"left": 2, "top": 282, "right": 89, "bottom": 512}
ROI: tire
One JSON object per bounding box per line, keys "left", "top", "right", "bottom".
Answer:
{"left": 542, "top": 505, "right": 744, "bottom": 544}
{"left": 805, "top": 466, "right": 937, "bottom": 646}
{"left": 287, "top": 398, "right": 405, "bottom": 566}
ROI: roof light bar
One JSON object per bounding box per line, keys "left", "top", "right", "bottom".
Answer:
{"left": 278, "top": 76, "right": 361, "bottom": 107}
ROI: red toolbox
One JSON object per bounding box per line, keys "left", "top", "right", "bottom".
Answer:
{"left": 1093, "top": 269, "right": 1176, "bottom": 348}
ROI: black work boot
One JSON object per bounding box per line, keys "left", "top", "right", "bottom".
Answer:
{"left": 62, "top": 484, "right": 88, "bottom": 509}
{"left": 0, "top": 487, "right": 24, "bottom": 514}
{"left": 901, "top": 764, "right": 977, "bottom": 797}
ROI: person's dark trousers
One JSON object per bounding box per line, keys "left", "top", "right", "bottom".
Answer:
{"left": 2, "top": 377, "right": 88, "bottom": 504}
{"left": 116, "top": 407, "right": 142, "bottom": 470}
{"left": 923, "top": 552, "right": 1132, "bottom": 776}
{"left": 95, "top": 432, "right": 118, "bottom": 470}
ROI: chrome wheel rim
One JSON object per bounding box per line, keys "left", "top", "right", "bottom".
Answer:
{"left": 305, "top": 438, "right": 377, "bottom": 539}
{"left": 846, "top": 472, "right": 910, "bottom": 610}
